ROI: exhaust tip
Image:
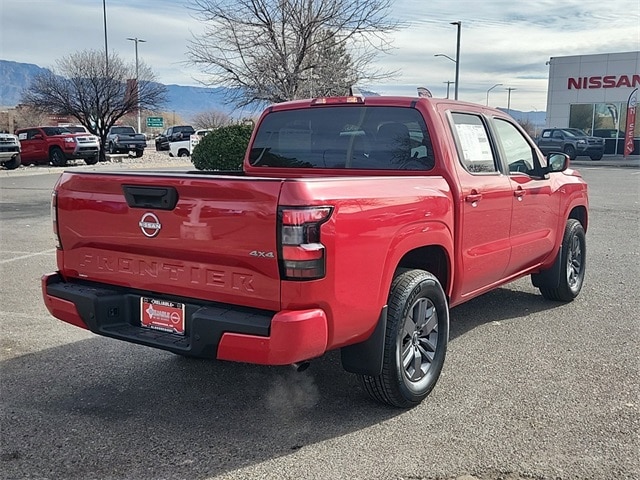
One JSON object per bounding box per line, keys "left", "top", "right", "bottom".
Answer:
{"left": 291, "top": 361, "right": 310, "bottom": 372}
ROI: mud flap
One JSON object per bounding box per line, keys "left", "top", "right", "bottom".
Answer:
{"left": 532, "top": 245, "right": 563, "bottom": 288}
{"left": 340, "top": 306, "right": 387, "bottom": 376}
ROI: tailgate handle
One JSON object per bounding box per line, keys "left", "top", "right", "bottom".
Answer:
{"left": 122, "top": 185, "right": 178, "bottom": 210}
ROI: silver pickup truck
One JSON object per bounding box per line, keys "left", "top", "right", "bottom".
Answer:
{"left": 106, "top": 126, "right": 147, "bottom": 157}
{"left": 0, "top": 132, "right": 21, "bottom": 170}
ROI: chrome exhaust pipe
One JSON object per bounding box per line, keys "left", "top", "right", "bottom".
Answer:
{"left": 291, "top": 361, "right": 310, "bottom": 372}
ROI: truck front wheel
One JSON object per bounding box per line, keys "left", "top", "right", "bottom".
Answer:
{"left": 135, "top": 150, "right": 143, "bottom": 158}
{"left": 359, "top": 269, "right": 449, "bottom": 408}
{"left": 49, "top": 147, "right": 67, "bottom": 167}
{"left": 538, "top": 219, "right": 586, "bottom": 302}
{"left": 3, "top": 154, "right": 21, "bottom": 170}
{"left": 563, "top": 144, "right": 577, "bottom": 160}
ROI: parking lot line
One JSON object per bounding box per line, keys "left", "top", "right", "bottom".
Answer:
{"left": 0, "top": 249, "right": 56, "bottom": 264}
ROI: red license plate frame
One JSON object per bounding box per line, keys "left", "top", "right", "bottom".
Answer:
{"left": 140, "top": 297, "right": 185, "bottom": 335}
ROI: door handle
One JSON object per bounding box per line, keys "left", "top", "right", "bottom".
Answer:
{"left": 514, "top": 188, "right": 526, "bottom": 200}
{"left": 465, "top": 193, "right": 483, "bottom": 203}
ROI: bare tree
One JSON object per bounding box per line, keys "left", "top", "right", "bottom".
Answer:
{"left": 11, "top": 106, "right": 50, "bottom": 132}
{"left": 187, "top": 0, "right": 398, "bottom": 107}
{"left": 191, "top": 109, "right": 231, "bottom": 129}
{"left": 21, "top": 50, "right": 166, "bottom": 161}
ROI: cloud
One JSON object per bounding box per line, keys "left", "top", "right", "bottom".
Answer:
{"left": 1, "top": 0, "right": 638, "bottom": 111}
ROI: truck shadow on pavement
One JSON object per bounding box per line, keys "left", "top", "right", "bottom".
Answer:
{"left": 1, "top": 284, "right": 560, "bottom": 479}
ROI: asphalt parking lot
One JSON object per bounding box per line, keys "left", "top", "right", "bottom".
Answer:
{"left": 0, "top": 162, "right": 638, "bottom": 480}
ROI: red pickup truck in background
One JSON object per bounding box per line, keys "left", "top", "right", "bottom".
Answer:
{"left": 42, "top": 96, "right": 588, "bottom": 408}
{"left": 16, "top": 126, "right": 100, "bottom": 166}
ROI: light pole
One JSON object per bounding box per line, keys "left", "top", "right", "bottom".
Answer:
{"left": 506, "top": 87, "right": 516, "bottom": 115}
{"left": 103, "top": 0, "right": 108, "bottom": 73}
{"left": 434, "top": 21, "right": 461, "bottom": 100}
{"left": 486, "top": 83, "right": 503, "bottom": 106}
{"left": 451, "top": 21, "right": 461, "bottom": 100}
{"left": 126, "top": 37, "right": 146, "bottom": 133}
{"left": 435, "top": 54, "right": 456, "bottom": 97}
{"left": 443, "top": 81, "right": 455, "bottom": 99}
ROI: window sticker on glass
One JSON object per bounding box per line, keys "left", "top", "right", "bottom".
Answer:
{"left": 455, "top": 123, "right": 493, "bottom": 162}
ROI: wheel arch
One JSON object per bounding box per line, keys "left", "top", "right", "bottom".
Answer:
{"left": 568, "top": 205, "right": 588, "bottom": 232}
{"left": 341, "top": 231, "right": 453, "bottom": 377}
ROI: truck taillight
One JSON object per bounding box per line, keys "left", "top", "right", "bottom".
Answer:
{"left": 51, "top": 191, "right": 62, "bottom": 249}
{"left": 278, "top": 206, "right": 332, "bottom": 280}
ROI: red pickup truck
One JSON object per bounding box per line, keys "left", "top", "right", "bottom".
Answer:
{"left": 16, "top": 126, "right": 100, "bottom": 166}
{"left": 42, "top": 96, "right": 588, "bottom": 408}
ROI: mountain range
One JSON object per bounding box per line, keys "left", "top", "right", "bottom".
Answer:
{"left": 0, "top": 59, "right": 239, "bottom": 120}
{"left": 0, "top": 59, "right": 546, "bottom": 125}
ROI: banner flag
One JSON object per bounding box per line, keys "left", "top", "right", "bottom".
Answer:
{"left": 624, "top": 88, "right": 638, "bottom": 157}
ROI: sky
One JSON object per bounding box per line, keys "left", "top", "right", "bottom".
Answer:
{"left": 1, "top": 0, "right": 639, "bottom": 112}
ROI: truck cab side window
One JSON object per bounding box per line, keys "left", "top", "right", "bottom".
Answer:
{"left": 492, "top": 118, "right": 541, "bottom": 175}
{"left": 450, "top": 113, "right": 498, "bottom": 174}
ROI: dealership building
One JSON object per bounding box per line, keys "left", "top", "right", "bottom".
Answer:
{"left": 545, "top": 51, "right": 639, "bottom": 155}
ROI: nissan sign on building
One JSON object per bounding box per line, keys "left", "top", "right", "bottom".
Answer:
{"left": 545, "top": 51, "right": 639, "bottom": 155}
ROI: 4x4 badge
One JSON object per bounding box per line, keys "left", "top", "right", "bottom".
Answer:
{"left": 139, "top": 212, "right": 161, "bottom": 238}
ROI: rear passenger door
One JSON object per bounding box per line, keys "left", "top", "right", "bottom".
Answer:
{"left": 17, "top": 128, "right": 45, "bottom": 162}
{"left": 449, "top": 113, "right": 513, "bottom": 298}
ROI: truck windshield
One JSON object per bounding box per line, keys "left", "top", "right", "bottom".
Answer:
{"left": 249, "top": 106, "right": 434, "bottom": 170}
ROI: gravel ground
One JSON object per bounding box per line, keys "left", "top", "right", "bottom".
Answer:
{"left": 0, "top": 148, "right": 194, "bottom": 177}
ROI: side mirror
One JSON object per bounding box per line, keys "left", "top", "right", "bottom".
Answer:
{"left": 546, "top": 152, "right": 570, "bottom": 173}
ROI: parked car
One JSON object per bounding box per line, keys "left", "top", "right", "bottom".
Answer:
{"left": 15, "top": 126, "right": 100, "bottom": 166}
{"left": 168, "top": 129, "right": 213, "bottom": 157}
{"left": 106, "top": 126, "right": 147, "bottom": 157}
{"left": 592, "top": 129, "right": 626, "bottom": 139}
{"left": 537, "top": 128, "right": 604, "bottom": 160}
{"left": 155, "top": 125, "right": 195, "bottom": 151}
{"left": 0, "top": 131, "right": 21, "bottom": 170}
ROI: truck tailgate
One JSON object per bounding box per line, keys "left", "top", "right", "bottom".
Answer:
{"left": 54, "top": 172, "right": 282, "bottom": 311}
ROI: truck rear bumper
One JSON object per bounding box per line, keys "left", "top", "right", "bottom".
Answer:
{"left": 42, "top": 272, "right": 328, "bottom": 365}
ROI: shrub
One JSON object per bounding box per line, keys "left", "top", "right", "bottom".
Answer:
{"left": 191, "top": 123, "right": 254, "bottom": 170}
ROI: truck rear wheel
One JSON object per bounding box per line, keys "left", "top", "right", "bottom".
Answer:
{"left": 359, "top": 269, "right": 449, "bottom": 408}
{"left": 538, "top": 219, "right": 586, "bottom": 302}
{"left": 49, "top": 147, "right": 67, "bottom": 167}
{"left": 135, "top": 150, "right": 144, "bottom": 158}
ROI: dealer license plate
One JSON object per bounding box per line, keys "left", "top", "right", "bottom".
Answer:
{"left": 140, "top": 297, "right": 185, "bottom": 335}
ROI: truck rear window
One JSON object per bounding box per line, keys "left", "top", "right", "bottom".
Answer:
{"left": 249, "top": 106, "right": 434, "bottom": 170}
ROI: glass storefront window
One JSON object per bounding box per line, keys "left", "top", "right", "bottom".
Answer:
{"left": 569, "top": 104, "right": 594, "bottom": 134}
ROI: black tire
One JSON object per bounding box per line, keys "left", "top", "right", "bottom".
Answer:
{"left": 3, "top": 155, "right": 21, "bottom": 170}
{"left": 563, "top": 144, "right": 577, "bottom": 160}
{"left": 590, "top": 154, "right": 603, "bottom": 161}
{"left": 178, "top": 149, "right": 190, "bottom": 158}
{"left": 358, "top": 269, "right": 449, "bottom": 408}
{"left": 135, "top": 150, "right": 143, "bottom": 158}
{"left": 539, "top": 219, "right": 586, "bottom": 302}
{"left": 49, "top": 147, "right": 67, "bottom": 167}
{"left": 85, "top": 156, "right": 98, "bottom": 165}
